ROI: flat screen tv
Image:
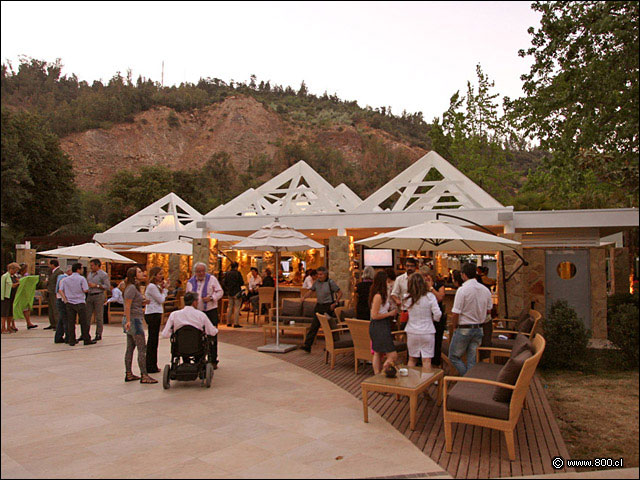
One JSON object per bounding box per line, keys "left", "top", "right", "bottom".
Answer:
{"left": 363, "top": 249, "right": 393, "bottom": 267}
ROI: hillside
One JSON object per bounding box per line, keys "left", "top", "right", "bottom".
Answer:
{"left": 60, "top": 95, "right": 427, "bottom": 192}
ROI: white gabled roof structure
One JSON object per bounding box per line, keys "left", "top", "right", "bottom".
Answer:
{"left": 94, "top": 193, "right": 203, "bottom": 245}
{"left": 206, "top": 160, "right": 359, "bottom": 217}
{"left": 92, "top": 152, "right": 637, "bottom": 248}
{"left": 355, "top": 151, "right": 504, "bottom": 212}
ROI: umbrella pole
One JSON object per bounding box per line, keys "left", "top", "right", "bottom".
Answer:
{"left": 275, "top": 248, "right": 280, "bottom": 347}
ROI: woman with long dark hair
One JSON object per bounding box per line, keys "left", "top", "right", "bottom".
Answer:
{"left": 123, "top": 266, "right": 157, "bottom": 384}
{"left": 144, "top": 266, "right": 168, "bottom": 374}
{"left": 368, "top": 270, "right": 398, "bottom": 374}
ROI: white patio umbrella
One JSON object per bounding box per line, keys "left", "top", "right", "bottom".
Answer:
{"left": 232, "top": 219, "right": 324, "bottom": 353}
{"left": 126, "top": 239, "right": 193, "bottom": 255}
{"left": 38, "top": 242, "right": 136, "bottom": 263}
{"left": 355, "top": 220, "right": 521, "bottom": 252}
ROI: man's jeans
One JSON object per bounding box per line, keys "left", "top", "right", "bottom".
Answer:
{"left": 449, "top": 327, "right": 484, "bottom": 376}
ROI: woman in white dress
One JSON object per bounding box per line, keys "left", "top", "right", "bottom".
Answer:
{"left": 404, "top": 272, "right": 441, "bottom": 368}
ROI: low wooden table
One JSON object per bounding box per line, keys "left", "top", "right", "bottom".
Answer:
{"left": 262, "top": 323, "right": 310, "bottom": 344}
{"left": 361, "top": 366, "right": 444, "bottom": 430}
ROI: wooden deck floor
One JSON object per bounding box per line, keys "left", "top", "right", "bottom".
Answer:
{"left": 218, "top": 328, "right": 574, "bottom": 479}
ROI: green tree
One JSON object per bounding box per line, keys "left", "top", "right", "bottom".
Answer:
{"left": 1, "top": 108, "right": 77, "bottom": 236}
{"left": 105, "top": 165, "right": 174, "bottom": 225}
{"left": 430, "top": 65, "right": 521, "bottom": 205}
{"left": 507, "top": 1, "right": 639, "bottom": 206}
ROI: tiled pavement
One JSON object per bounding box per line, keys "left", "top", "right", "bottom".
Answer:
{"left": 1, "top": 319, "right": 451, "bottom": 479}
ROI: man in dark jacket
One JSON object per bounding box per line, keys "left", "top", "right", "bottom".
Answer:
{"left": 46, "top": 260, "right": 65, "bottom": 331}
{"left": 222, "top": 262, "right": 244, "bottom": 328}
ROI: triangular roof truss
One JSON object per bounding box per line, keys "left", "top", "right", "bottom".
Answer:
{"left": 354, "top": 151, "right": 503, "bottom": 212}
{"left": 206, "top": 161, "right": 361, "bottom": 217}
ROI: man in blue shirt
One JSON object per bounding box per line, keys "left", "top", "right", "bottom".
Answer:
{"left": 59, "top": 263, "right": 96, "bottom": 346}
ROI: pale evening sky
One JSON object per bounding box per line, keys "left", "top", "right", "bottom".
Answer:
{"left": 1, "top": 1, "right": 542, "bottom": 121}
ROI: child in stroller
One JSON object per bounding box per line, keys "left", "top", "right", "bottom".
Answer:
{"left": 161, "top": 291, "right": 218, "bottom": 389}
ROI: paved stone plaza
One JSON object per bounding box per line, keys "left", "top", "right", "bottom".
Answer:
{"left": 1, "top": 318, "right": 450, "bottom": 479}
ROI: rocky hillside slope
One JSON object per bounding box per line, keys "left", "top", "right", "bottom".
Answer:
{"left": 60, "top": 95, "right": 426, "bottom": 191}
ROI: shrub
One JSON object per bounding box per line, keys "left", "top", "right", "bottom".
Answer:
{"left": 608, "top": 303, "right": 639, "bottom": 369}
{"left": 167, "top": 112, "right": 180, "bottom": 128}
{"left": 541, "top": 300, "right": 591, "bottom": 370}
{"left": 607, "top": 292, "right": 639, "bottom": 332}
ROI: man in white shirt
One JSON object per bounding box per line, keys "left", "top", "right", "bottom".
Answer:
{"left": 161, "top": 292, "right": 219, "bottom": 339}
{"left": 186, "top": 263, "right": 224, "bottom": 367}
{"left": 449, "top": 262, "right": 493, "bottom": 375}
{"left": 391, "top": 257, "right": 418, "bottom": 316}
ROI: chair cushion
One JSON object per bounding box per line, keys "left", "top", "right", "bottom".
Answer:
{"left": 327, "top": 316, "right": 342, "bottom": 342}
{"left": 393, "top": 340, "right": 408, "bottom": 352}
{"left": 447, "top": 379, "right": 511, "bottom": 420}
{"left": 334, "top": 337, "right": 354, "bottom": 349}
{"left": 493, "top": 350, "right": 532, "bottom": 402}
{"left": 278, "top": 315, "right": 312, "bottom": 324}
{"left": 510, "top": 334, "right": 533, "bottom": 358}
{"left": 518, "top": 316, "right": 534, "bottom": 334}
{"left": 491, "top": 335, "right": 515, "bottom": 350}
{"left": 465, "top": 362, "right": 503, "bottom": 380}
{"left": 338, "top": 308, "right": 356, "bottom": 323}
{"left": 281, "top": 299, "right": 302, "bottom": 317}
{"left": 302, "top": 299, "right": 317, "bottom": 318}
{"left": 514, "top": 308, "right": 530, "bottom": 324}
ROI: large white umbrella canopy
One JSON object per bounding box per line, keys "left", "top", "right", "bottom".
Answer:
{"left": 231, "top": 221, "right": 324, "bottom": 252}
{"left": 232, "top": 220, "right": 324, "bottom": 353}
{"left": 39, "top": 242, "right": 136, "bottom": 263}
{"left": 355, "top": 220, "right": 520, "bottom": 252}
{"left": 126, "top": 239, "right": 193, "bottom": 255}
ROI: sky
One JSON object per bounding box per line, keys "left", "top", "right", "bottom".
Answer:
{"left": 1, "top": 1, "right": 542, "bottom": 121}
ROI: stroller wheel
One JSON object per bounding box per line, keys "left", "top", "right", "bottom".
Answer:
{"left": 205, "top": 363, "right": 213, "bottom": 388}
{"left": 163, "top": 365, "right": 171, "bottom": 389}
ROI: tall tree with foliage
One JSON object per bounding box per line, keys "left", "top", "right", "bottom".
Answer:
{"left": 507, "top": 1, "right": 639, "bottom": 207}
{"left": 1, "top": 108, "right": 77, "bottom": 236}
{"left": 430, "top": 64, "right": 521, "bottom": 205}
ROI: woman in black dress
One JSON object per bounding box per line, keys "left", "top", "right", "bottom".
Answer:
{"left": 368, "top": 270, "right": 398, "bottom": 374}
{"left": 355, "top": 266, "right": 375, "bottom": 320}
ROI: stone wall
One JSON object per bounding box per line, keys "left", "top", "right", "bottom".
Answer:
{"left": 497, "top": 233, "right": 526, "bottom": 318}
{"left": 328, "top": 236, "right": 352, "bottom": 300}
{"left": 523, "top": 249, "right": 546, "bottom": 315}
{"left": 611, "top": 247, "right": 630, "bottom": 295}
{"left": 192, "top": 238, "right": 216, "bottom": 274}
{"left": 16, "top": 248, "right": 36, "bottom": 275}
{"left": 589, "top": 247, "right": 607, "bottom": 339}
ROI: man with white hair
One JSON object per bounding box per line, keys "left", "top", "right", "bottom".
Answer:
{"left": 186, "top": 262, "right": 224, "bottom": 368}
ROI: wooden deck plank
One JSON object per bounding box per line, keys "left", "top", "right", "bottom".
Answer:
{"left": 219, "top": 330, "right": 573, "bottom": 478}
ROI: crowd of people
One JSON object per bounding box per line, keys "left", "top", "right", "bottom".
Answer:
{"left": 2, "top": 255, "right": 496, "bottom": 383}
{"left": 337, "top": 258, "right": 496, "bottom": 376}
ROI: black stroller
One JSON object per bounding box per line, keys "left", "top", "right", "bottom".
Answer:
{"left": 163, "top": 325, "right": 214, "bottom": 389}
